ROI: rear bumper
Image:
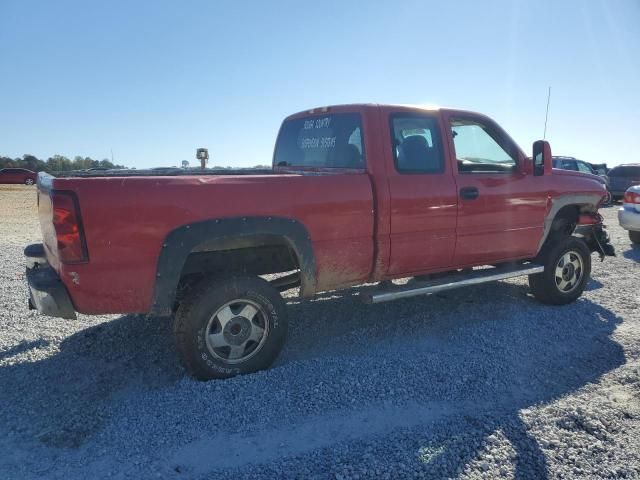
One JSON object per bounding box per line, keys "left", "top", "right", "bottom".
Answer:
{"left": 24, "top": 243, "right": 76, "bottom": 320}
{"left": 618, "top": 207, "right": 640, "bottom": 232}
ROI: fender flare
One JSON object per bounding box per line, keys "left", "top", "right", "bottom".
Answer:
{"left": 150, "top": 216, "right": 317, "bottom": 315}
{"left": 537, "top": 193, "right": 602, "bottom": 253}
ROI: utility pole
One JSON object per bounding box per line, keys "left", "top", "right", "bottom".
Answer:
{"left": 196, "top": 148, "right": 209, "bottom": 169}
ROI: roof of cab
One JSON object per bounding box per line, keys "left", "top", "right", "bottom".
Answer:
{"left": 285, "top": 103, "right": 444, "bottom": 120}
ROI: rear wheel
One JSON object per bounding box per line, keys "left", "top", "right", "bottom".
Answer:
{"left": 630, "top": 231, "right": 640, "bottom": 244}
{"left": 174, "top": 275, "right": 288, "bottom": 380}
{"left": 529, "top": 236, "right": 591, "bottom": 305}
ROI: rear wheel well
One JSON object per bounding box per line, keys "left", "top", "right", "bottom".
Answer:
{"left": 174, "top": 237, "right": 299, "bottom": 309}
{"left": 150, "top": 216, "right": 317, "bottom": 316}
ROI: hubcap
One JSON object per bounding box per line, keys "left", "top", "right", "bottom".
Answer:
{"left": 554, "top": 250, "right": 584, "bottom": 293}
{"left": 205, "top": 299, "right": 268, "bottom": 364}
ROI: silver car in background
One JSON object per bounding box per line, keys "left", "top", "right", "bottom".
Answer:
{"left": 618, "top": 185, "right": 640, "bottom": 244}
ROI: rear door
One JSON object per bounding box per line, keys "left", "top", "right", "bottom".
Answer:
{"left": 384, "top": 109, "right": 458, "bottom": 275}
{"left": 443, "top": 111, "right": 547, "bottom": 265}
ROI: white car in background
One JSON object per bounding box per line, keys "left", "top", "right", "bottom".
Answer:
{"left": 618, "top": 185, "right": 640, "bottom": 244}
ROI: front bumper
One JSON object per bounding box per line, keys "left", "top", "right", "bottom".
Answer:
{"left": 574, "top": 223, "right": 616, "bottom": 259}
{"left": 24, "top": 243, "right": 76, "bottom": 319}
{"left": 618, "top": 207, "right": 640, "bottom": 232}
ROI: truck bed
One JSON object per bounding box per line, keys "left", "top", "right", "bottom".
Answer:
{"left": 51, "top": 167, "right": 274, "bottom": 178}
{"left": 36, "top": 170, "right": 376, "bottom": 314}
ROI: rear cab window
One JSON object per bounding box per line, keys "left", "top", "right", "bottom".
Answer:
{"left": 273, "top": 113, "right": 365, "bottom": 169}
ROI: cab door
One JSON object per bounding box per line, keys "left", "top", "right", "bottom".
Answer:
{"left": 385, "top": 110, "right": 458, "bottom": 275}
{"left": 442, "top": 111, "right": 548, "bottom": 266}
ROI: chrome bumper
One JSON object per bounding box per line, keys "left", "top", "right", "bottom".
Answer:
{"left": 618, "top": 207, "right": 640, "bottom": 232}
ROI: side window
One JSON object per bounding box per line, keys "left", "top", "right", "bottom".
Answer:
{"left": 609, "top": 167, "right": 624, "bottom": 177}
{"left": 390, "top": 114, "right": 444, "bottom": 173}
{"left": 561, "top": 160, "right": 578, "bottom": 171}
{"left": 577, "top": 162, "right": 593, "bottom": 174}
{"left": 610, "top": 166, "right": 640, "bottom": 178}
{"left": 451, "top": 119, "right": 516, "bottom": 173}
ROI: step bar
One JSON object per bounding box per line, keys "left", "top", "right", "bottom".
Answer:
{"left": 362, "top": 263, "right": 544, "bottom": 304}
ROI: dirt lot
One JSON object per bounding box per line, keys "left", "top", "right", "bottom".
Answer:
{"left": 1, "top": 184, "right": 639, "bottom": 479}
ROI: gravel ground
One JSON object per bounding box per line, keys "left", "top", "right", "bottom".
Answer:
{"left": 1, "top": 184, "right": 639, "bottom": 479}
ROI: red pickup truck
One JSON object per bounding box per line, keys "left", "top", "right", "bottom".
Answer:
{"left": 25, "top": 104, "right": 614, "bottom": 379}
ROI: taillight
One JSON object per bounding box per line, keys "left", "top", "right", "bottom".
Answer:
{"left": 623, "top": 191, "right": 640, "bottom": 204}
{"left": 51, "top": 191, "right": 88, "bottom": 263}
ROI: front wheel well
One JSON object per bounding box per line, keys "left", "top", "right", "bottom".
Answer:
{"left": 537, "top": 202, "right": 601, "bottom": 257}
{"left": 549, "top": 205, "right": 580, "bottom": 238}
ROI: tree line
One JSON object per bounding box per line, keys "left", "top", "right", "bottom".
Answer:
{"left": 1, "top": 154, "right": 275, "bottom": 173}
{"left": 0, "top": 154, "right": 126, "bottom": 172}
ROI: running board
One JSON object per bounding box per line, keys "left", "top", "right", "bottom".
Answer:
{"left": 362, "top": 263, "right": 544, "bottom": 304}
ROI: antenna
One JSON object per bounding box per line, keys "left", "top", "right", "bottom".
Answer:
{"left": 543, "top": 86, "right": 551, "bottom": 140}
{"left": 110, "top": 148, "right": 114, "bottom": 163}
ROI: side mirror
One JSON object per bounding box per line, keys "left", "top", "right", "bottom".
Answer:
{"left": 532, "top": 140, "right": 552, "bottom": 176}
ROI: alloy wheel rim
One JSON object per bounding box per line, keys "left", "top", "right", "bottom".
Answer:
{"left": 554, "top": 250, "right": 584, "bottom": 293}
{"left": 205, "top": 299, "right": 269, "bottom": 364}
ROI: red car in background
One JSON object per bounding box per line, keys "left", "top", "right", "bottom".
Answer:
{"left": 0, "top": 168, "right": 38, "bottom": 185}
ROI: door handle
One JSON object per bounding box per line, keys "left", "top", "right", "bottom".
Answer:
{"left": 459, "top": 186, "right": 479, "bottom": 200}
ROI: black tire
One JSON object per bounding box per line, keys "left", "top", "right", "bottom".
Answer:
{"left": 174, "top": 275, "right": 288, "bottom": 380}
{"left": 25, "top": 178, "right": 34, "bottom": 186}
{"left": 630, "top": 231, "right": 640, "bottom": 245}
{"left": 528, "top": 236, "right": 591, "bottom": 305}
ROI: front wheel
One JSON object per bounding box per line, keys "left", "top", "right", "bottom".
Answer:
{"left": 630, "top": 231, "right": 640, "bottom": 244}
{"left": 24, "top": 178, "right": 34, "bottom": 186}
{"left": 174, "top": 275, "right": 288, "bottom": 380}
{"left": 528, "top": 237, "right": 591, "bottom": 305}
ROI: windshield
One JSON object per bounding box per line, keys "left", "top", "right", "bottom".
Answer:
{"left": 273, "top": 113, "right": 365, "bottom": 169}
